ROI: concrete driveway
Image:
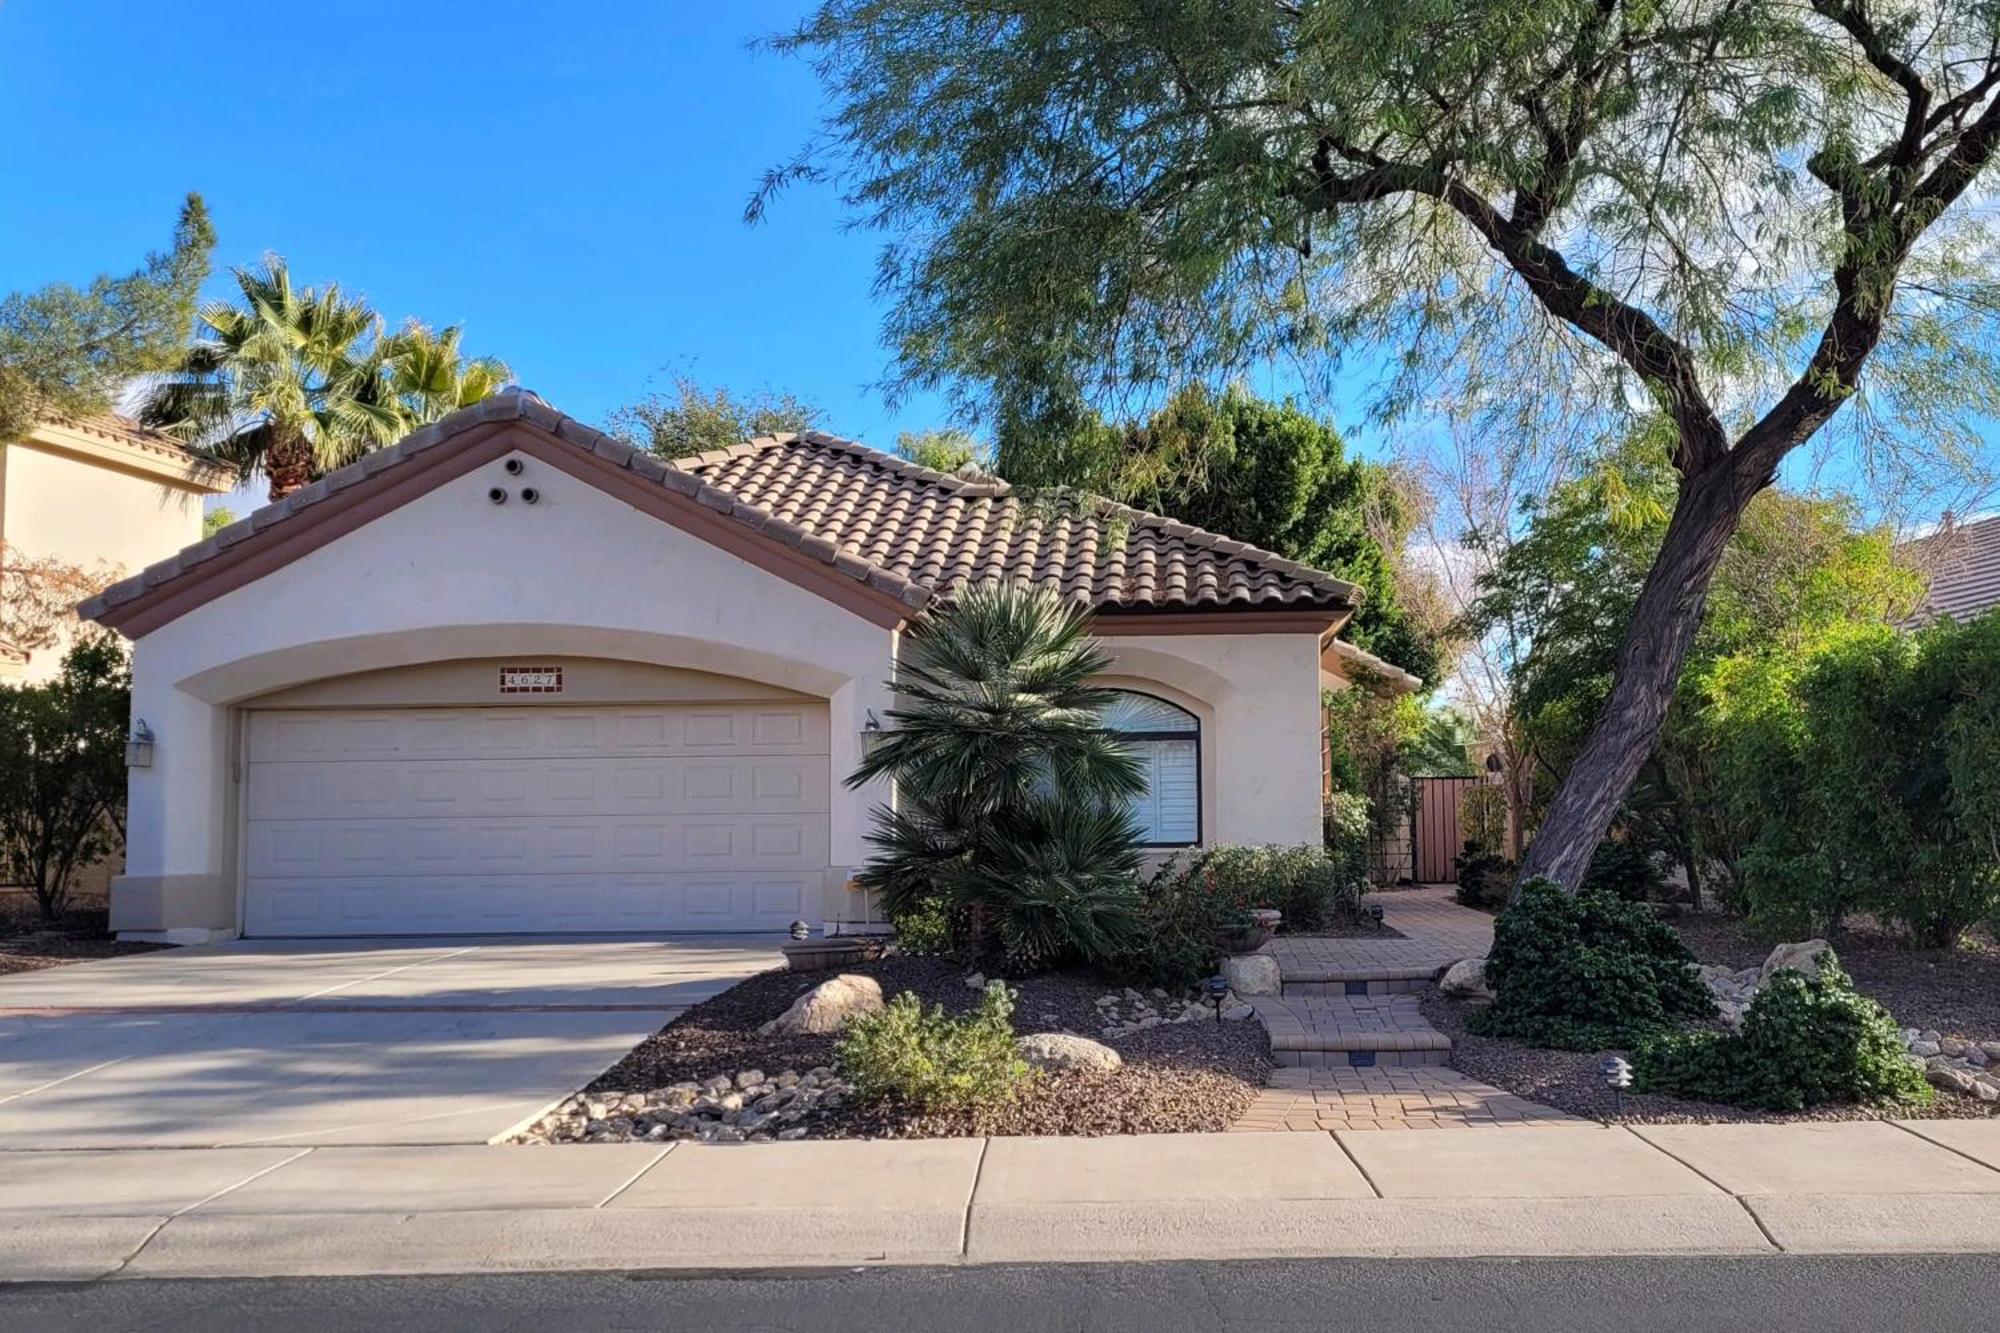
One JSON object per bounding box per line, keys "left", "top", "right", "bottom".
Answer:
{"left": 0, "top": 936, "right": 782, "bottom": 1149}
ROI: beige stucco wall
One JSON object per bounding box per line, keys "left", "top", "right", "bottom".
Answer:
{"left": 1, "top": 439, "right": 210, "bottom": 683}
{"left": 111, "top": 443, "right": 1333, "bottom": 939}
{"left": 1101, "top": 633, "right": 1327, "bottom": 849}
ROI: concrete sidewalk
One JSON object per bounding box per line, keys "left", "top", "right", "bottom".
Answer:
{"left": 3, "top": 1119, "right": 1997, "bottom": 1282}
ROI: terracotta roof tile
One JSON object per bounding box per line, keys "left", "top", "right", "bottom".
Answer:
{"left": 676, "top": 430, "right": 1358, "bottom": 613}
{"left": 79, "top": 395, "right": 1360, "bottom": 625}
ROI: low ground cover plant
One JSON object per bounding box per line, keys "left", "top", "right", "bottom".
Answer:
{"left": 1469, "top": 878, "right": 1712, "bottom": 1050}
{"left": 836, "top": 981, "right": 1030, "bottom": 1112}
{"left": 1636, "top": 958, "right": 1931, "bottom": 1111}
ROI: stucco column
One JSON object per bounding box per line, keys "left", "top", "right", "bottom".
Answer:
{"left": 112, "top": 645, "right": 237, "bottom": 941}
{"left": 825, "top": 648, "right": 897, "bottom": 930}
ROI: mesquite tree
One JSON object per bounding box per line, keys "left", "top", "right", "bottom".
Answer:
{"left": 759, "top": 1, "right": 2000, "bottom": 891}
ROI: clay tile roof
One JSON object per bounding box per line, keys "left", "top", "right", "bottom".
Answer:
{"left": 674, "top": 429, "right": 1360, "bottom": 613}
{"left": 1902, "top": 514, "right": 2000, "bottom": 626}
{"left": 39, "top": 412, "right": 213, "bottom": 467}
{"left": 79, "top": 395, "right": 1361, "bottom": 627}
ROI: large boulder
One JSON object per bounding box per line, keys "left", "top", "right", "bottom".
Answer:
{"left": 1015, "top": 1033, "right": 1123, "bottom": 1073}
{"left": 1439, "top": 957, "right": 1493, "bottom": 1002}
{"left": 757, "top": 974, "right": 884, "bottom": 1036}
{"left": 1760, "top": 939, "right": 1833, "bottom": 985}
{"left": 1220, "top": 953, "right": 1282, "bottom": 997}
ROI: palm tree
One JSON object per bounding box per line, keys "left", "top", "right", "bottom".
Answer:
{"left": 140, "top": 259, "right": 404, "bottom": 501}
{"left": 379, "top": 321, "right": 512, "bottom": 425}
{"left": 849, "top": 584, "right": 1148, "bottom": 967}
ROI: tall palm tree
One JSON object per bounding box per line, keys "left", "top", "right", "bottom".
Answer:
{"left": 378, "top": 321, "right": 512, "bottom": 425}
{"left": 140, "top": 259, "right": 404, "bottom": 501}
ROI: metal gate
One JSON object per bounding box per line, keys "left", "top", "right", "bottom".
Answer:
{"left": 1412, "top": 775, "right": 1482, "bottom": 882}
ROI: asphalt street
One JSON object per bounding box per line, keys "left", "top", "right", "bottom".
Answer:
{"left": 4, "top": 1254, "right": 1998, "bottom": 1332}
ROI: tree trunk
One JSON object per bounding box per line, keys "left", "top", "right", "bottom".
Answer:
{"left": 1514, "top": 464, "right": 1759, "bottom": 896}
{"left": 263, "top": 430, "right": 315, "bottom": 501}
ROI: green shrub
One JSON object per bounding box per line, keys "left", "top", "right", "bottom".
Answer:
{"left": 888, "top": 895, "right": 955, "bottom": 956}
{"left": 1322, "top": 792, "right": 1372, "bottom": 890}
{"left": 1453, "top": 842, "right": 1513, "bottom": 909}
{"left": 1581, "top": 839, "right": 1665, "bottom": 902}
{"left": 1114, "top": 852, "right": 1242, "bottom": 992}
{"left": 1636, "top": 959, "right": 1931, "bottom": 1111}
{"left": 1469, "top": 878, "right": 1712, "bottom": 1049}
{"left": 836, "top": 981, "right": 1031, "bottom": 1112}
{"left": 1717, "top": 615, "right": 2000, "bottom": 946}
{"left": 1154, "top": 843, "right": 1362, "bottom": 932}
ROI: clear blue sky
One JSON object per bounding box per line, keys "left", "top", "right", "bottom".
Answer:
{"left": 0, "top": 0, "right": 963, "bottom": 509}
{"left": 2, "top": 1, "right": 1988, "bottom": 526}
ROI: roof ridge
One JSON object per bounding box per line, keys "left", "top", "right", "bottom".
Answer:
{"left": 1079, "top": 492, "right": 1364, "bottom": 604}
{"left": 794, "top": 430, "right": 1013, "bottom": 497}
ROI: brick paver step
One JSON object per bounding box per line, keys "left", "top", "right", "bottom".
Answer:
{"left": 1247, "top": 994, "right": 1453, "bottom": 1068}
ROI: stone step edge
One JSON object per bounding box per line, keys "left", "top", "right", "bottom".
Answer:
{"left": 1263, "top": 1028, "right": 1454, "bottom": 1053}
{"left": 1275, "top": 963, "right": 1448, "bottom": 985}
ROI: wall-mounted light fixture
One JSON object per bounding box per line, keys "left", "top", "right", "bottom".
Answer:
{"left": 125, "top": 719, "right": 156, "bottom": 769}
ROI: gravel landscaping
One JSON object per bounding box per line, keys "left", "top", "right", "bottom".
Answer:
{"left": 1423, "top": 909, "right": 2000, "bottom": 1125}
{"left": 519, "top": 955, "right": 1270, "bottom": 1144}
{"left": 0, "top": 901, "right": 170, "bottom": 975}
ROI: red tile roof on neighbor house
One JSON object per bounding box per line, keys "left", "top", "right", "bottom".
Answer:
{"left": 81, "top": 393, "right": 1368, "bottom": 632}
{"left": 1902, "top": 513, "right": 2000, "bottom": 626}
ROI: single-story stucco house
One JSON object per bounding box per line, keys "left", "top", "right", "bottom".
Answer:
{"left": 81, "top": 391, "right": 1417, "bottom": 943}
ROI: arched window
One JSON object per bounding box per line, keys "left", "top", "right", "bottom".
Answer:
{"left": 1101, "top": 690, "right": 1201, "bottom": 847}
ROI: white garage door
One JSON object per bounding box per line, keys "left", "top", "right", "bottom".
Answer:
{"left": 242, "top": 703, "right": 830, "bottom": 936}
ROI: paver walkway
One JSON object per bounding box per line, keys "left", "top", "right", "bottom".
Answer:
{"left": 1232, "top": 1067, "right": 1579, "bottom": 1131}
{"left": 1234, "top": 885, "right": 1572, "bottom": 1129}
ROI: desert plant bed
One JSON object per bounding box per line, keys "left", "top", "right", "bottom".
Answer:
{"left": 0, "top": 902, "right": 171, "bottom": 975}
{"left": 1670, "top": 913, "right": 2000, "bottom": 1045}
{"left": 519, "top": 955, "right": 1269, "bottom": 1144}
{"left": 1422, "top": 953, "right": 1999, "bottom": 1127}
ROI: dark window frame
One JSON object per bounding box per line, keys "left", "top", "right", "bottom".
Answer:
{"left": 1101, "top": 690, "right": 1203, "bottom": 849}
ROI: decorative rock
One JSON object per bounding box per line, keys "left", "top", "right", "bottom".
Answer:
{"left": 1760, "top": 939, "right": 1833, "bottom": 984}
{"left": 1015, "top": 1032, "right": 1124, "bottom": 1072}
{"left": 736, "top": 1069, "right": 766, "bottom": 1090}
{"left": 964, "top": 972, "right": 987, "bottom": 990}
{"left": 1911, "top": 1040, "right": 1943, "bottom": 1059}
{"left": 757, "top": 974, "right": 885, "bottom": 1036}
{"left": 1928, "top": 1064, "right": 1979, "bottom": 1095}
{"left": 1439, "top": 958, "right": 1494, "bottom": 1002}
{"left": 1219, "top": 953, "right": 1281, "bottom": 997}
{"left": 1221, "top": 1004, "right": 1255, "bottom": 1022}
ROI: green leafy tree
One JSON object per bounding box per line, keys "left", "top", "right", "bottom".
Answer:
{"left": 1469, "top": 442, "right": 1919, "bottom": 902}
{"left": 849, "top": 584, "right": 1146, "bottom": 968}
{"left": 0, "top": 636, "right": 130, "bottom": 919}
{"left": 140, "top": 259, "right": 405, "bottom": 501}
{"left": 0, "top": 195, "right": 213, "bottom": 440}
{"left": 896, "top": 427, "right": 984, "bottom": 473}
{"left": 1739, "top": 615, "right": 2000, "bottom": 946}
{"left": 610, "top": 375, "right": 818, "bottom": 457}
{"left": 1004, "top": 386, "right": 1441, "bottom": 681}
{"left": 201, "top": 507, "right": 237, "bottom": 539}
{"left": 763, "top": 0, "right": 2000, "bottom": 889}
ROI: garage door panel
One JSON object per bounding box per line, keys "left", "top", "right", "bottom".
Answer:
{"left": 248, "top": 705, "right": 829, "bottom": 762}
{"left": 247, "top": 815, "right": 829, "bottom": 879}
{"left": 242, "top": 874, "right": 819, "bottom": 936}
{"left": 246, "top": 757, "right": 829, "bottom": 821}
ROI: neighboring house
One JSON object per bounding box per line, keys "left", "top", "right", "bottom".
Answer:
{"left": 1901, "top": 512, "right": 2000, "bottom": 626}
{"left": 2, "top": 413, "right": 233, "bottom": 682}
{"left": 82, "top": 392, "right": 1419, "bottom": 943}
